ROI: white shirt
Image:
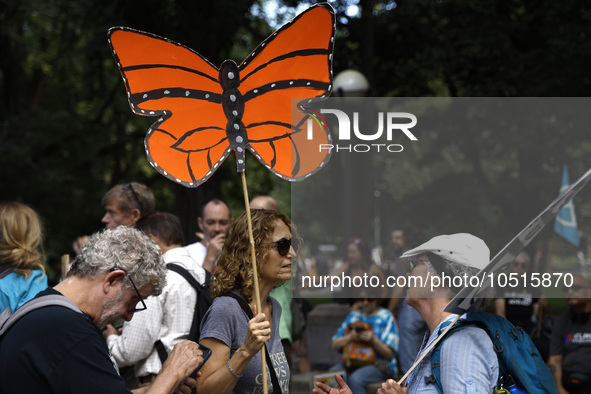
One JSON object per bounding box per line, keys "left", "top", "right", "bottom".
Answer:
{"left": 107, "top": 247, "right": 206, "bottom": 377}
{"left": 183, "top": 241, "right": 207, "bottom": 268}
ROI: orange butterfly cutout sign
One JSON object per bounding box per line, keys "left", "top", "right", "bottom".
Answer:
{"left": 108, "top": 3, "right": 335, "bottom": 187}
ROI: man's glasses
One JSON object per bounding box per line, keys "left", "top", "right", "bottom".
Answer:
{"left": 110, "top": 268, "right": 147, "bottom": 313}
{"left": 407, "top": 258, "right": 428, "bottom": 272}
{"left": 269, "top": 238, "right": 293, "bottom": 257}
{"left": 122, "top": 183, "right": 144, "bottom": 216}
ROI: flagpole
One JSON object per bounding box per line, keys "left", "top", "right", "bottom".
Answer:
{"left": 445, "top": 166, "right": 591, "bottom": 314}
{"left": 554, "top": 165, "right": 581, "bottom": 248}
{"left": 533, "top": 229, "right": 554, "bottom": 339}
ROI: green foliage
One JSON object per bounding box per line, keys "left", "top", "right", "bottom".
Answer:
{"left": 0, "top": 0, "right": 285, "bottom": 261}
{"left": 2, "top": 0, "right": 591, "bottom": 272}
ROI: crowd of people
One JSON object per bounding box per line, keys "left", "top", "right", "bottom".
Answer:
{"left": 1, "top": 183, "right": 589, "bottom": 394}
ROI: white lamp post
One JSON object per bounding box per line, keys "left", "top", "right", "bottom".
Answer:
{"left": 333, "top": 69, "right": 369, "bottom": 97}
{"left": 332, "top": 69, "right": 376, "bottom": 262}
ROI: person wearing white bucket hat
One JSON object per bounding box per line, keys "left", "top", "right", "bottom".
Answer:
{"left": 402, "top": 233, "right": 490, "bottom": 271}
{"left": 314, "top": 233, "right": 499, "bottom": 394}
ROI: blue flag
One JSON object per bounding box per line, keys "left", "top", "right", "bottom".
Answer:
{"left": 554, "top": 165, "right": 580, "bottom": 247}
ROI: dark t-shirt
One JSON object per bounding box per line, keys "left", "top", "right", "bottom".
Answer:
{"left": 200, "top": 290, "right": 289, "bottom": 394}
{"left": 497, "top": 287, "right": 539, "bottom": 330}
{"left": 0, "top": 288, "right": 130, "bottom": 393}
{"left": 549, "top": 309, "right": 591, "bottom": 375}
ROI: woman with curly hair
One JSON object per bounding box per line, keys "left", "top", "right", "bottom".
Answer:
{"left": 198, "top": 209, "right": 295, "bottom": 394}
{"left": 0, "top": 201, "right": 48, "bottom": 313}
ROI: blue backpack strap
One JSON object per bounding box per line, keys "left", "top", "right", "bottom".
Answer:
{"left": 429, "top": 318, "right": 467, "bottom": 393}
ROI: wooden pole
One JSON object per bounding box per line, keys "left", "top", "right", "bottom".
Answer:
{"left": 60, "top": 254, "right": 70, "bottom": 280}
{"left": 241, "top": 171, "right": 268, "bottom": 394}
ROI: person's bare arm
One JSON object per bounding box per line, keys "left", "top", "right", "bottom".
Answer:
{"left": 331, "top": 331, "right": 355, "bottom": 351}
{"left": 357, "top": 330, "right": 394, "bottom": 360}
{"left": 202, "top": 233, "right": 226, "bottom": 273}
{"left": 547, "top": 354, "right": 569, "bottom": 394}
{"left": 197, "top": 313, "right": 271, "bottom": 394}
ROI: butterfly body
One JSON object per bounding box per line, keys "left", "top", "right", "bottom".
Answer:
{"left": 108, "top": 3, "right": 335, "bottom": 187}
{"left": 218, "top": 59, "right": 248, "bottom": 169}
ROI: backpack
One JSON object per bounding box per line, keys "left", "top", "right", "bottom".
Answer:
{"left": 0, "top": 294, "right": 82, "bottom": 337}
{"left": 155, "top": 263, "right": 212, "bottom": 363}
{"left": 429, "top": 312, "right": 557, "bottom": 394}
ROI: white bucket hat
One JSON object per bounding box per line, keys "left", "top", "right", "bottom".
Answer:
{"left": 401, "top": 233, "right": 490, "bottom": 271}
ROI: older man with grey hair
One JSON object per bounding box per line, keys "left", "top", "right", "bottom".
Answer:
{"left": 0, "top": 226, "right": 204, "bottom": 394}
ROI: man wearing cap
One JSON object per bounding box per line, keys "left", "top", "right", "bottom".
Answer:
{"left": 314, "top": 233, "right": 499, "bottom": 394}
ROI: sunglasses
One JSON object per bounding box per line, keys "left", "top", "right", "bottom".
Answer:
{"left": 269, "top": 238, "right": 293, "bottom": 257}
{"left": 407, "top": 257, "right": 428, "bottom": 272}
{"left": 110, "top": 268, "right": 147, "bottom": 313}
